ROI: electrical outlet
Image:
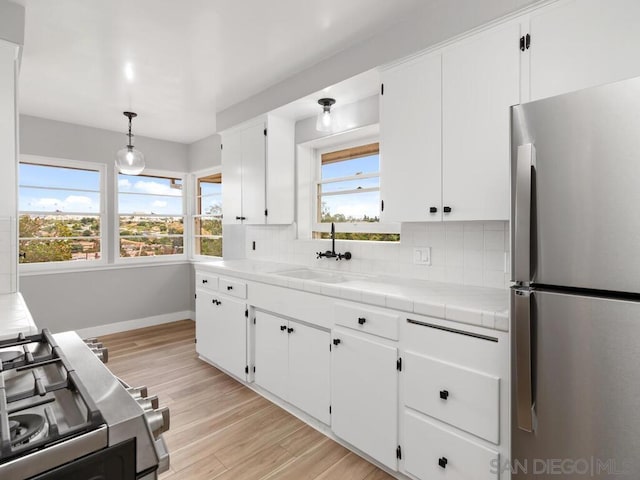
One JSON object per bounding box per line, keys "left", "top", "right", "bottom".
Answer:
{"left": 413, "top": 247, "right": 431, "bottom": 266}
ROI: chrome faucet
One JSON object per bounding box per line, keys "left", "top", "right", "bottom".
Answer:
{"left": 316, "top": 223, "right": 352, "bottom": 260}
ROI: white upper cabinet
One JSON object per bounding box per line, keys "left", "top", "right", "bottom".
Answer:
{"left": 380, "top": 53, "right": 442, "bottom": 223}
{"left": 529, "top": 0, "right": 640, "bottom": 102}
{"left": 441, "top": 21, "right": 521, "bottom": 222}
{"left": 222, "top": 115, "right": 294, "bottom": 225}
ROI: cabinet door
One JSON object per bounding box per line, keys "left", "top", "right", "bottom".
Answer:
{"left": 240, "top": 123, "right": 267, "bottom": 225}
{"left": 195, "top": 291, "right": 217, "bottom": 361}
{"left": 442, "top": 22, "right": 520, "bottom": 221}
{"left": 254, "top": 311, "right": 288, "bottom": 401}
{"left": 380, "top": 53, "right": 442, "bottom": 222}
{"left": 265, "top": 115, "right": 295, "bottom": 225}
{"left": 530, "top": 0, "right": 640, "bottom": 101}
{"left": 210, "top": 295, "right": 247, "bottom": 380}
{"left": 288, "top": 322, "right": 330, "bottom": 424}
{"left": 331, "top": 328, "right": 398, "bottom": 470}
{"left": 221, "top": 129, "right": 243, "bottom": 225}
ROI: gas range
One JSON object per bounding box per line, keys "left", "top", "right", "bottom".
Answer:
{"left": 0, "top": 329, "right": 169, "bottom": 480}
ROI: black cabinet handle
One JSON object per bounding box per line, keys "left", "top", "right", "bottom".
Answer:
{"left": 212, "top": 299, "right": 221, "bottom": 306}
{"left": 438, "top": 457, "right": 448, "bottom": 469}
{"left": 357, "top": 317, "right": 366, "bottom": 325}
{"left": 443, "top": 206, "right": 452, "bottom": 213}
{"left": 429, "top": 207, "right": 438, "bottom": 213}
{"left": 440, "top": 389, "right": 449, "bottom": 400}
{"left": 227, "top": 285, "right": 233, "bottom": 290}
{"left": 235, "top": 216, "right": 246, "bottom": 221}
{"left": 202, "top": 279, "right": 208, "bottom": 284}
{"left": 287, "top": 327, "right": 294, "bottom": 334}
{"left": 333, "top": 338, "right": 341, "bottom": 346}
{"left": 280, "top": 325, "right": 287, "bottom": 331}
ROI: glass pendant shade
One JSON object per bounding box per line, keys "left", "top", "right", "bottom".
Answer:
{"left": 116, "top": 111, "right": 145, "bottom": 175}
{"left": 316, "top": 98, "right": 336, "bottom": 132}
{"left": 316, "top": 109, "right": 332, "bottom": 132}
{"left": 116, "top": 145, "right": 145, "bottom": 175}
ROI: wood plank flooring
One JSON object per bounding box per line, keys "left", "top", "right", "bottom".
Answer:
{"left": 101, "top": 320, "right": 394, "bottom": 480}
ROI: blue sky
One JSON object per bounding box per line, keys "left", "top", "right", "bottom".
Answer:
{"left": 19, "top": 154, "right": 379, "bottom": 219}
{"left": 19, "top": 164, "right": 186, "bottom": 215}
{"left": 320, "top": 154, "right": 380, "bottom": 220}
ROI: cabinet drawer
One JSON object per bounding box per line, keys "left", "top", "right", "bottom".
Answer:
{"left": 219, "top": 277, "right": 247, "bottom": 299}
{"left": 335, "top": 303, "right": 399, "bottom": 340}
{"left": 404, "top": 411, "right": 498, "bottom": 480}
{"left": 195, "top": 272, "right": 219, "bottom": 293}
{"left": 404, "top": 351, "right": 499, "bottom": 443}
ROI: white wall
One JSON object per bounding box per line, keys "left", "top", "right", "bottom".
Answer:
{"left": 18, "top": 114, "right": 195, "bottom": 332}
{"left": 217, "top": 0, "right": 541, "bottom": 130}
{"left": 188, "top": 133, "right": 221, "bottom": 172}
{"left": 0, "top": 1, "right": 25, "bottom": 46}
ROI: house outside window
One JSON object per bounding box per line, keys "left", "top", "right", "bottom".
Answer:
{"left": 314, "top": 142, "right": 399, "bottom": 241}
{"left": 18, "top": 157, "right": 105, "bottom": 266}
{"left": 117, "top": 171, "right": 185, "bottom": 259}
{"left": 193, "top": 171, "right": 222, "bottom": 258}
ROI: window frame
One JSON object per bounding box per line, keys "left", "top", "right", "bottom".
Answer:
{"left": 114, "top": 167, "right": 187, "bottom": 264}
{"left": 191, "top": 166, "right": 223, "bottom": 260}
{"left": 312, "top": 137, "right": 400, "bottom": 237}
{"left": 18, "top": 154, "right": 107, "bottom": 272}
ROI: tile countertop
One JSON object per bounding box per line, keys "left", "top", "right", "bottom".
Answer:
{"left": 0, "top": 293, "right": 38, "bottom": 341}
{"left": 195, "top": 260, "right": 510, "bottom": 332}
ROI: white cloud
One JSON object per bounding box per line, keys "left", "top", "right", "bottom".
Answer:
{"left": 133, "top": 180, "right": 181, "bottom": 196}
{"left": 151, "top": 200, "right": 168, "bottom": 208}
{"left": 118, "top": 178, "right": 131, "bottom": 188}
{"left": 30, "top": 195, "right": 99, "bottom": 212}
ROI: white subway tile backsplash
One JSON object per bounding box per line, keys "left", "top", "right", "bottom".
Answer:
{"left": 239, "top": 220, "right": 509, "bottom": 290}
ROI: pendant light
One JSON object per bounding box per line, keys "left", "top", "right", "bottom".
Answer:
{"left": 115, "top": 111, "right": 145, "bottom": 175}
{"left": 316, "top": 98, "right": 336, "bottom": 132}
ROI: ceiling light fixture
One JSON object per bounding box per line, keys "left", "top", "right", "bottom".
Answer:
{"left": 115, "top": 111, "right": 145, "bottom": 175}
{"left": 316, "top": 98, "right": 336, "bottom": 132}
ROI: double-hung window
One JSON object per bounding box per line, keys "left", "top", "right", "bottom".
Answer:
{"left": 193, "top": 171, "right": 222, "bottom": 257}
{"left": 314, "top": 142, "right": 399, "bottom": 241}
{"left": 18, "top": 157, "right": 105, "bottom": 266}
{"left": 117, "top": 171, "right": 185, "bottom": 259}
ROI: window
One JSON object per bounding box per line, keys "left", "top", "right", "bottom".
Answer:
{"left": 18, "top": 158, "right": 105, "bottom": 265}
{"left": 193, "top": 172, "right": 222, "bottom": 257}
{"left": 315, "top": 142, "right": 399, "bottom": 241}
{"left": 117, "top": 172, "right": 185, "bottom": 258}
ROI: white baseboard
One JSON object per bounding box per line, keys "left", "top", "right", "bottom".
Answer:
{"left": 74, "top": 310, "right": 194, "bottom": 339}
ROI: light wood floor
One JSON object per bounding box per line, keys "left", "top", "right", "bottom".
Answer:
{"left": 101, "top": 320, "right": 394, "bottom": 480}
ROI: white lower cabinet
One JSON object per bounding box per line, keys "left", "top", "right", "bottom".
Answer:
{"left": 331, "top": 327, "right": 399, "bottom": 471}
{"left": 195, "top": 290, "right": 247, "bottom": 381}
{"left": 404, "top": 411, "right": 499, "bottom": 480}
{"left": 254, "top": 311, "right": 330, "bottom": 424}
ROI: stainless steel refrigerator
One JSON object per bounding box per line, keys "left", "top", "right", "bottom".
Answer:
{"left": 511, "top": 76, "right": 640, "bottom": 479}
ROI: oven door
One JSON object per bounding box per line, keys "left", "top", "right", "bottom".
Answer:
{"left": 30, "top": 439, "right": 138, "bottom": 480}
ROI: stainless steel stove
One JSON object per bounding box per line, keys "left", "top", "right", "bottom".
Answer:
{"left": 0, "top": 329, "right": 169, "bottom": 480}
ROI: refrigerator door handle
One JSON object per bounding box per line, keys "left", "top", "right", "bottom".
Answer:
{"left": 513, "top": 143, "right": 534, "bottom": 284}
{"left": 514, "top": 288, "right": 534, "bottom": 432}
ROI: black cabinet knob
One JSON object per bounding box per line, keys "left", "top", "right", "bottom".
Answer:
{"left": 287, "top": 327, "right": 294, "bottom": 334}
{"left": 438, "top": 457, "right": 448, "bottom": 469}
{"left": 333, "top": 338, "right": 341, "bottom": 346}
{"left": 357, "top": 317, "right": 366, "bottom": 325}
{"left": 280, "top": 325, "right": 287, "bottom": 331}
{"left": 202, "top": 279, "right": 208, "bottom": 284}
{"left": 227, "top": 285, "right": 233, "bottom": 290}
{"left": 440, "top": 389, "right": 449, "bottom": 400}
{"left": 235, "top": 216, "right": 247, "bottom": 221}
{"left": 443, "top": 206, "right": 452, "bottom": 213}
{"left": 429, "top": 207, "right": 438, "bottom": 213}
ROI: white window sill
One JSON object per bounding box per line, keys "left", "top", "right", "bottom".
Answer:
{"left": 19, "top": 259, "right": 191, "bottom": 277}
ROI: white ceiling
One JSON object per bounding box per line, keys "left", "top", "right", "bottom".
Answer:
{"left": 17, "top": 0, "right": 423, "bottom": 143}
